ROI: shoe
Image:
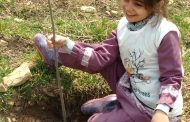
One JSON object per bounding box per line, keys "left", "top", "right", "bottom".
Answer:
{"left": 81, "top": 94, "right": 118, "bottom": 115}
{"left": 33, "top": 33, "right": 54, "bottom": 67}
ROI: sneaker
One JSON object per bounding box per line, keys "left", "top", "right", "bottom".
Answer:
{"left": 33, "top": 33, "right": 55, "bottom": 67}
{"left": 81, "top": 94, "right": 118, "bottom": 115}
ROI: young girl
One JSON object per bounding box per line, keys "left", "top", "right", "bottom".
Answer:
{"left": 34, "top": 0, "right": 183, "bottom": 121}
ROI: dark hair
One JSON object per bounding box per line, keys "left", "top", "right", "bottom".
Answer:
{"left": 143, "top": 0, "right": 168, "bottom": 18}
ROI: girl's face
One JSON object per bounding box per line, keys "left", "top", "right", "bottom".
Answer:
{"left": 120, "top": 0, "right": 152, "bottom": 22}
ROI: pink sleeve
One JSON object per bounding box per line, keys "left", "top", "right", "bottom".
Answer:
{"left": 157, "top": 31, "right": 183, "bottom": 110}
{"left": 59, "top": 30, "right": 120, "bottom": 74}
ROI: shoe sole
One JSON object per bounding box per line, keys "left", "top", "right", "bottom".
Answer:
{"left": 33, "top": 36, "right": 50, "bottom": 66}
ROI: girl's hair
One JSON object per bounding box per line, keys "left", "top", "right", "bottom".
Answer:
{"left": 143, "top": 0, "right": 169, "bottom": 18}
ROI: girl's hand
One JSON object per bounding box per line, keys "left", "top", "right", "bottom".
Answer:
{"left": 47, "top": 34, "right": 68, "bottom": 48}
{"left": 151, "top": 110, "right": 169, "bottom": 122}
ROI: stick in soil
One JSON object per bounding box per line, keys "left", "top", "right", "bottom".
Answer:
{"left": 47, "top": 0, "right": 67, "bottom": 122}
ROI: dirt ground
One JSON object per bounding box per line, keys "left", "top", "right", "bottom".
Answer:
{"left": 0, "top": 35, "right": 90, "bottom": 122}
{"left": 2, "top": 96, "right": 89, "bottom": 122}
{"left": 0, "top": 35, "right": 34, "bottom": 68}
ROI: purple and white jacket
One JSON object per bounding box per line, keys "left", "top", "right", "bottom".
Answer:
{"left": 59, "top": 15, "right": 183, "bottom": 117}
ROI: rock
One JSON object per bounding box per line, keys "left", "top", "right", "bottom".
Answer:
{"left": 14, "top": 18, "right": 24, "bottom": 22}
{"left": 22, "top": 61, "right": 37, "bottom": 69}
{"left": 80, "top": 6, "right": 96, "bottom": 13}
{"left": 6, "top": 117, "right": 11, "bottom": 122}
{"left": 184, "top": 17, "right": 190, "bottom": 24}
{"left": 26, "top": 1, "right": 32, "bottom": 6}
{"left": 3, "top": 62, "right": 32, "bottom": 87}
{"left": 110, "top": 10, "right": 118, "bottom": 16}
{"left": 0, "top": 39, "right": 8, "bottom": 47}
{"left": 169, "top": 0, "right": 174, "bottom": 4}
{"left": 12, "top": 117, "right": 17, "bottom": 122}
{"left": 8, "top": 101, "right": 14, "bottom": 107}
{"left": 0, "top": 83, "right": 8, "bottom": 92}
{"left": 106, "top": 11, "right": 111, "bottom": 16}
{"left": 116, "top": 20, "right": 120, "bottom": 23}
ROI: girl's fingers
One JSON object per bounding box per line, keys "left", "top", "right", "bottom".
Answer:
{"left": 47, "top": 43, "right": 53, "bottom": 48}
{"left": 47, "top": 39, "right": 52, "bottom": 44}
{"left": 47, "top": 34, "right": 64, "bottom": 48}
{"left": 48, "top": 34, "right": 53, "bottom": 41}
{"left": 47, "top": 35, "right": 59, "bottom": 43}
{"left": 47, "top": 41, "right": 61, "bottom": 48}
{"left": 47, "top": 38, "right": 55, "bottom": 48}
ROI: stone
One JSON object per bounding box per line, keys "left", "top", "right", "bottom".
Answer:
{"left": 110, "top": 10, "right": 118, "bottom": 16}
{"left": 21, "top": 61, "right": 37, "bottom": 69}
{"left": 8, "top": 101, "right": 14, "bottom": 107}
{"left": 3, "top": 62, "right": 32, "bottom": 87}
{"left": 169, "top": 0, "right": 174, "bottom": 4}
{"left": 26, "top": 1, "right": 33, "bottom": 6}
{"left": 0, "top": 83, "right": 8, "bottom": 92}
{"left": 14, "top": 18, "right": 24, "bottom": 22}
{"left": 6, "top": 117, "right": 11, "bottom": 122}
{"left": 80, "top": 6, "right": 96, "bottom": 13}
{"left": 0, "top": 40, "right": 8, "bottom": 47}
{"left": 106, "top": 11, "right": 111, "bottom": 16}
{"left": 184, "top": 17, "right": 190, "bottom": 24}
{"left": 12, "top": 117, "right": 16, "bottom": 122}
